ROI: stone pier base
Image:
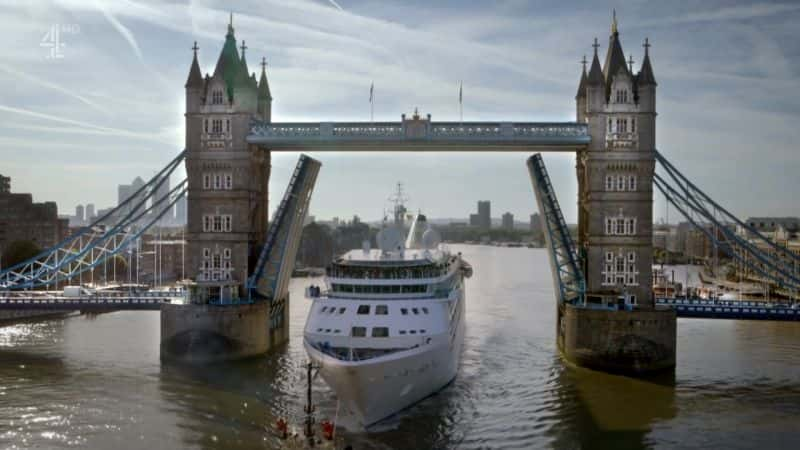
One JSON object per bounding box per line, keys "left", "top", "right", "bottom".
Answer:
{"left": 557, "top": 304, "right": 676, "bottom": 374}
{"left": 160, "top": 302, "right": 275, "bottom": 363}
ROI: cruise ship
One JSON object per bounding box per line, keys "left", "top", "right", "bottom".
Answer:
{"left": 303, "top": 213, "right": 472, "bottom": 427}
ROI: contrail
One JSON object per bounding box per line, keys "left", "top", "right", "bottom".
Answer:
{"left": 0, "top": 104, "right": 172, "bottom": 144}
{"left": 93, "top": 0, "right": 172, "bottom": 89}
{"left": 0, "top": 64, "right": 108, "bottom": 114}
{"left": 95, "top": 0, "right": 146, "bottom": 64}
{"left": 327, "top": 0, "right": 344, "bottom": 11}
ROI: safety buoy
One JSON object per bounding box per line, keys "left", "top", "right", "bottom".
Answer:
{"left": 321, "top": 420, "right": 334, "bottom": 440}
{"left": 276, "top": 417, "right": 288, "bottom": 439}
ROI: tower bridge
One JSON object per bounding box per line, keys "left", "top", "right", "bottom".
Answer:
{"left": 1, "top": 15, "right": 798, "bottom": 374}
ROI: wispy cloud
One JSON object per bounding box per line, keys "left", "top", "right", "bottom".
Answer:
{"left": 634, "top": 2, "right": 800, "bottom": 27}
{"left": 0, "top": 64, "right": 108, "bottom": 114}
{"left": 93, "top": 0, "right": 145, "bottom": 63}
{"left": 0, "top": 104, "right": 173, "bottom": 145}
{"left": 0, "top": 0, "right": 797, "bottom": 219}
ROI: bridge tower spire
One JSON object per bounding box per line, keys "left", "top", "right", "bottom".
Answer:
{"left": 258, "top": 57, "right": 272, "bottom": 122}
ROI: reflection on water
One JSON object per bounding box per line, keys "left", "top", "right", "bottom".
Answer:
{"left": 1, "top": 246, "right": 800, "bottom": 449}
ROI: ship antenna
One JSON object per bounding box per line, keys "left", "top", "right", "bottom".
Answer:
{"left": 388, "top": 182, "right": 409, "bottom": 227}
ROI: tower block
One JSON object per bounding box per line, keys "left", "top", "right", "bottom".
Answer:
{"left": 563, "top": 15, "right": 676, "bottom": 374}
{"left": 161, "top": 18, "right": 280, "bottom": 363}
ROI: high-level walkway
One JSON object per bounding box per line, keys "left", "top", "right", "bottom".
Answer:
{"left": 248, "top": 120, "right": 589, "bottom": 151}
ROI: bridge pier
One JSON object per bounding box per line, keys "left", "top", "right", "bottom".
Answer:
{"left": 160, "top": 300, "right": 288, "bottom": 363}
{"left": 557, "top": 304, "right": 676, "bottom": 374}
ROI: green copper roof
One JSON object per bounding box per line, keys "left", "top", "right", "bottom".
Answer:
{"left": 213, "top": 25, "right": 243, "bottom": 100}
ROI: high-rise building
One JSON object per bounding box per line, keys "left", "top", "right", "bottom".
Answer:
{"left": 0, "top": 174, "right": 9, "bottom": 194}
{"left": 530, "top": 213, "right": 541, "bottom": 233}
{"left": 477, "top": 201, "right": 491, "bottom": 229}
{"left": 85, "top": 203, "right": 95, "bottom": 222}
{"left": 502, "top": 212, "right": 514, "bottom": 230}
{"left": 118, "top": 176, "right": 146, "bottom": 213}
{"left": 174, "top": 196, "right": 187, "bottom": 225}
{"left": 75, "top": 204, "right": 85, "bottom": 223}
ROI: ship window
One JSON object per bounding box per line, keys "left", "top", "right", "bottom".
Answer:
{"left": 325, "top": 329, "right": 331, "bottom": 333}
{"left": 351, "top": 326, "right": 366, "bottom": 337}
{"left": 412, "top": 308, "right": 419, "bottom": 315}
{"left": 371, "top": 327, "right": 389, "bottom": 338}
{"left": 422, "top": 307, "right": 429, "bottom": 314}
{"left": 338, "top": 307, "right": 346, "bottom": 314}
{"left": 401, "top": 308, "right": 408, "bottom": 315}
{"left": 420, "top": 329, "right": 426, "bottom": 334}
{"left": 316, "top": 328, "right": 322, "bottom": 332}
{"left": 391, "top": 285, "right": 401, "bottom": 293}
{"left": 334, "top": 329, "right": 340, "bottom": 334}
{"left": 375, "top": 305, "right": 388, "bottom": 315}
{"left": 321, "top": 306, "right": 327, "bottom": 313}
{"left": 399, "top": 330, "right": 407, "bottom": 335}
{"left": 410, "top": 330, "right": 417, "bottom": 334}
{"left": 357, "top": 305, "right": 370, "bottom": 315}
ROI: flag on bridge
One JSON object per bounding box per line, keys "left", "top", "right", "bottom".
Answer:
{"left": 369, "top": 82, "right": 374, "bottom": 122}
{"left": 459, "top": 80, "right": 463, "bottom": 122}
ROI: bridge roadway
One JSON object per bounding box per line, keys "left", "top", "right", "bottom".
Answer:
{"left": 656, "top": 298, "right": 800, "bottom": 321}
{"left": 247, "top": 121, "right": 590, "bottom": 151}
{"left": 0, "top": 290, "right": 186, "bottom": 311}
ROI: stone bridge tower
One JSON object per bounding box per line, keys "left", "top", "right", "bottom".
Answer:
{"left": 576, "top": 14, "right": 657, "bottom": 308}
{"left": 566, "top": 14, "right": 675, "bottom": 374}
{"left": 183, "top": 18, "right": 272, "bottom": 303}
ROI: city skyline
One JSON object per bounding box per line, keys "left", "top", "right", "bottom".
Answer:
{"left": 1, "top": 1, "right": 799, "bottom": 224}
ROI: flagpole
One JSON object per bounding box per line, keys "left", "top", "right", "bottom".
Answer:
{"left": 370, "top": 82, "right": 374, "bottom": 123}
{"left": 459, "top": 81, "right": 463, "bottom": 124}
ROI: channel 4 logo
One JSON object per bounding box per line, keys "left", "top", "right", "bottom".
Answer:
{"left": 40, "top": 24, "right": 80, "bottom": 59}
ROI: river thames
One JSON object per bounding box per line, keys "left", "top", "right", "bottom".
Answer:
{"left": 2, "top": 245, "right": 800, "bottom": 449}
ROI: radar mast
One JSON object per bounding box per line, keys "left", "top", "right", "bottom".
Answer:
{"left": 388, "top": 182, "right": 408, "bottom": 228}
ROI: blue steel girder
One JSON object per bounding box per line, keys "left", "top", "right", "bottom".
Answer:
{"left": 655, "top": 151, "right": 800, "bottom": 268}
{"left": 248, "top": 154, "right": 321, "bottom": 302}
{"left": 654, "top": 151, "right": 800, "bottom": 290}
{"left": 5, "top": 150, "right": 185, "bottom": 283}
{"left": 0, "top": 151, "right": 187, "bottom": 290}
{"left": 653, "top": 176, "right": 800, "bottom": 291}
{"left": 1, "top": 183, "right": 187, "bottom": 290}
{"left": 527, "top": 154, "right": 585, "bottom": 304}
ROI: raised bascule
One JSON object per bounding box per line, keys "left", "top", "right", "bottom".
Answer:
{"left": 2, "top": 15, "right": 799, "bottom": 374}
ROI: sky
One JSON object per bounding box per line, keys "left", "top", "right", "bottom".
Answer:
{"left": 0, "top": 0, "right": 798, "bottom": 224}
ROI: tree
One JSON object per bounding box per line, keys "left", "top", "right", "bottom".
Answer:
{"left": 1, "top": 240, "right": 41, "bottom": 268}
{"left": 298, "top": 222, "right": 335, "bottom": 267}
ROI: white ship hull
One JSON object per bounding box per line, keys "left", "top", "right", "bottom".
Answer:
{"left": 304, "top": 291, "right": 465, "bottom": 427}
